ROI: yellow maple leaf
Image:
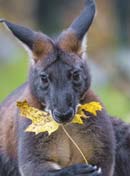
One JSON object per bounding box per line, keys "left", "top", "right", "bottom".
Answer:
{"left": 72, "top": 114, "right": 84, "bottom": 124}
{"left": 80, "top": 102, "right": 103, "bottom": 116}
{"left": 25, "top": 121, "right": 59, "bottom": 135}
{"left": 17, "top": 100, "right": 102, "bottom": 135}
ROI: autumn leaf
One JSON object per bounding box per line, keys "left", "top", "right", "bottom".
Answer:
{"left": 25, "top": 121, "right": 59, "bottom": 135}
{"left": 17, "top": 100, "right": 58, "bottom": 135}
{"left": 17, "top": 100, "right": 102, "bottom": 135}
{"left": 72, "top": 114, "right": 84, "bottom": 124}
{"left": 17, "top": 100, "right": 49, "bottom": 123}
{"left": 80, "top": 102, "right": 103, "bottom": 116}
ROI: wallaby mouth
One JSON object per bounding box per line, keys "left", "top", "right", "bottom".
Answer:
{"left": 52, "top": 108, "right": 75, "bottom": 124}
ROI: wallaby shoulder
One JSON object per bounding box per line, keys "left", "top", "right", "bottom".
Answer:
{"left": 0, "top": 82, "right": 29, "bottom": 158}
{"left": 111, "top": 117, "right": 130, "bottom": 176}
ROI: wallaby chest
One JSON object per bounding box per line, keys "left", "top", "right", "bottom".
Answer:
{"left": 45, "top": 123, "right": 100, "bottom": 167}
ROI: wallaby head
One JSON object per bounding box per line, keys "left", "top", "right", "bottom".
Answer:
{"left": 0, "top": 0, "right": 96, "bottom": 123}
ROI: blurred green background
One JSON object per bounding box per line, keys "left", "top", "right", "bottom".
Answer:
{"left": 0, "top": 0, "right": 130, "bottom": 122}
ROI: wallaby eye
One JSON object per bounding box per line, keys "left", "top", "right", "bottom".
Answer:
{"left": 72, "top": 71, "right": 81, "bottom": 82}
{"left": 40, "top": 73, "right": 49, "bottom": 84}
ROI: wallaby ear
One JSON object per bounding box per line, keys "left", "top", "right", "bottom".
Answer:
{"left": 58, "top": 0, "right": 96, "bottom": 53}
{"left": 0, "top": 19, "right": 54, "bottom": 61}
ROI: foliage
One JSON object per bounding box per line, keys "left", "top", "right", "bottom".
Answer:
{"left": 17, "top": 100, "right": 102, "bottom": 135}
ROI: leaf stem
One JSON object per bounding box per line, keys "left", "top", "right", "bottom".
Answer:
{"left": 61, "top": 125, "right": 88, "bottom": 164}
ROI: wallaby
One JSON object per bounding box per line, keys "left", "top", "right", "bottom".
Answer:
{"left": 0, "top": 0, "right": 130, "bottom": 176}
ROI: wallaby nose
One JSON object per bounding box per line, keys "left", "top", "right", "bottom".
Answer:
{"left": 53, "top": 108, "right": 74, "bottom": 123}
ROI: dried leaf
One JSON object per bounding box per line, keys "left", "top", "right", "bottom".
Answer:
{"left": 17, "top": 100, "right": 102, "bottom": 135}
{"left": 25, "top": 121, "right": 59, "bottom": 135}
{"left": 72, "top": 114, "right": 84, "bottom": 124}
{"left": 79, "top": 102, "right": 103, "bottom": 116}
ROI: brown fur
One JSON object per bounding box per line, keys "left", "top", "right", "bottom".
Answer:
{"left": 0, "top": 84, "right": 27, "bottom": 158}
{"left": 57, "top": 29, "right": 81, "bottom": 53}
{"left": 33, "top": 33, "right": 54, "bottom": 60}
